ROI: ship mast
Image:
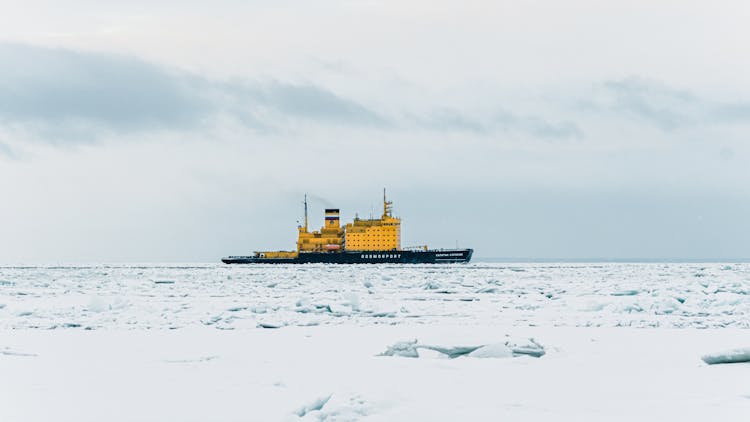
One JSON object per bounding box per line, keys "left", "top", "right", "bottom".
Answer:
{"left": 304, "top": 194, "right": 308, "bottom": 232}
{"left": 383, "top": 188, "right": 386, "bottom": 216}
{"left": 383, "top": 188, "right": 393, "bottom": 217}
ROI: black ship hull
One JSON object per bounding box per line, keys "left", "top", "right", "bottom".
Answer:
{"left": 222, "top": 249, "right": 473, "bottom": 264}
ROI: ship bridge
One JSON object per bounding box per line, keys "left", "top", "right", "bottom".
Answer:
{"left": 343, "top": 190, "right": 401, "bottom": 251}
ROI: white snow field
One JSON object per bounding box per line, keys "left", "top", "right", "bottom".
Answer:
{"left": 1, "top": 263, "right": 749, "bottom": 421}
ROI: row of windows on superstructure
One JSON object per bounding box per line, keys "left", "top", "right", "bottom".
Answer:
{"left": 360, "top": 254, "right": 401, "bottom": 259}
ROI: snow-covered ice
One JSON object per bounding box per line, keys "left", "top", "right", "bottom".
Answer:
{"left": 1, "top": 263, "right": 749, "bottom": 421}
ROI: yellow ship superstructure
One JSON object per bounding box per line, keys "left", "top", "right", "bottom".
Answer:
{"left": 256, "top": 191, "right": 401, "bottom": 258}
{"left": 297, "top": 206, "right": 345, "bottom": 253}
{"left": 343, "top": 192, "right": 401, "bottom": 251}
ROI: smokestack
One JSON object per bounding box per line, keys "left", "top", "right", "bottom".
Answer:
{"left": 325, "top": 208, "right": 340, "bottom": 228}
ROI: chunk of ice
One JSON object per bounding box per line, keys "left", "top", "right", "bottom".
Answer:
{"left": 611, "top": 290, "right": 639, "bottom": 296}
{"left": 421, "top": 345, "right": 481, "bottom": 359}
{"left": 295, "top": 394, "right": 332, "bottom": 417}
{"left": 379, "top": 339, "right": 419, "bottom": 358}
{"left": 701, "top": 348, "right": 750, "bottom": 365}
{"left": 468, "top": 343, "right": 514, "bottom": 359}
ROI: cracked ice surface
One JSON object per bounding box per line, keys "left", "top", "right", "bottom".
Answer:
{"left": 1, "top": 262, "right": 749, "bottom": 330}
{"left": 2, "top": 263, "right": 750, "bottom": 421}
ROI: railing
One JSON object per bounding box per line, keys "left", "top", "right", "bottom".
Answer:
{"left": 401, "top": 245, "right": 428, "bottom": 251}
{"left": 400, "top": 247, "right": 470, "bottom": 252}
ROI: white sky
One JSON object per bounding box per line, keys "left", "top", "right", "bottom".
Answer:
{"left": 1, "top": 1, "right": 749, "bottom": 262}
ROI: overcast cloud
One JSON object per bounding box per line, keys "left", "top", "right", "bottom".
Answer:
{"left": 0, "top": 42, "right": 587, "bottom": 143}
{"left": 1, "top": 1, "right": 749, "bottom": 262}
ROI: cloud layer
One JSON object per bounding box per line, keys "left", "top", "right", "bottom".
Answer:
{"left": 0, "top": 43, "right": 595, "bottom": 148}
{"left": 590, "top": 77, "right": 750, "bottom": 131}
{"left": 0, "top": 43, "right": 392, "bottom": 145}
{"left": 0, "top": 43, "right": 209, "bottom": 135}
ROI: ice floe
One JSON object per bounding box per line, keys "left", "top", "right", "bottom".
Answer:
{"left": 379, "top": 336, "right": 545, "bottom": 359}
{"left": 702, "top": 348, "right": 750, "bottom": 365}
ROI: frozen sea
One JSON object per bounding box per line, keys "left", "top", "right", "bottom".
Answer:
{"left": 1, "top": 263, "right": 749, "bottom": 421}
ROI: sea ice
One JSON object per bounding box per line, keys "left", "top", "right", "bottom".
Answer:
{"left": 611, "top": 289, "right": 639, "bottom": 296}
{"left": 1, "top": 263, "right": 748, "bottom": 330}
{"left": 2, "top": 262, "right": 750, "bottom": 420}
{"left": 164, "top": 355, "right": 219, "bottom": 364}
{"left": 701, "top": 348, "right": 750, "bottom": 365}
{"left": 380, "top": 337, "right": 545, "bottom": 359}
{"left": 1, "top": 346, "right": 37, "bottom": 357}
{"left": 505, "top": 337, "right": 546, "bottom": 357}
{"left": 294, "top": 394, "right": 332, "bottom": 417}
{"left": 299, "top": 393, "right": 376, "bottom": 420}
{"left": 153, "top": 280, "right": 176, "bottom": 284}
{"left": 379, "top": 339, "right": 420, "bottom": 358}
{"left": 86, "top": 296, "right": 109, "bottom": 313}
{"left": 2, "top": 324, "right": 750, "bottom": 421}
{"left": 421, "top": 344, "right": 482, "bottom": 358}
{"left": 467, "top": 343, "right": 513, "bottom": 358}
